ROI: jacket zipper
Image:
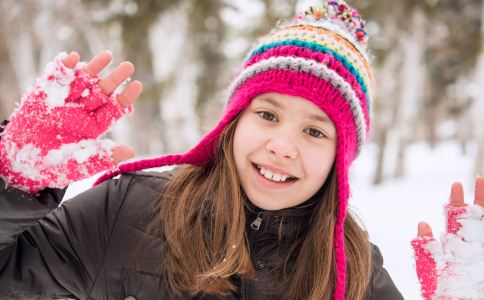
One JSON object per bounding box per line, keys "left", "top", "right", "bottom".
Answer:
{"left": 250, "top": 211, "right": 263, "bottom": 230}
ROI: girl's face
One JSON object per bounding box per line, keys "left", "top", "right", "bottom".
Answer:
{"left": 233, "top": 92, "right": 337, "bottom": 210}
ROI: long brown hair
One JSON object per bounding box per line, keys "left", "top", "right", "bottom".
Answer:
{"left": 142, "top": 114, "right": 372, "bottom": 299}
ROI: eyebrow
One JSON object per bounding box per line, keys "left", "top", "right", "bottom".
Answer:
{"left": 257, "top": 97, "right": 330, "bottom": 123}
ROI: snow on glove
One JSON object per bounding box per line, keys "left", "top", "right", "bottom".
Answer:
{"left": 411, "top": 203, "right": 484, "bottom": 300}
{"left": 0, "top": 52, "right": 132, "bottom": 194}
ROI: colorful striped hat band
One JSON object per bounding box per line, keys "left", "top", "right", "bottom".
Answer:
{"left": 95, "top": 1, "right": 372, "bottom": 299}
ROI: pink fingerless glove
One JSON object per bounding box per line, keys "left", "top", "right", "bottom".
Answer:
{"left": 411, "top": 203, "right": 484, "bottom": 300}
{"left": 0, "top": 52, "right": 132, "bottom": 194}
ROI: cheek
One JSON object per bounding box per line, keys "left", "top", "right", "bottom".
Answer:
{"left": 304, "top": 147, "right": 336, "bottom": 182}
{"left": 233, "top": 116, "right": 264, "bottom": 158}
{"left": 233, "top": 120, "right": 256, "bottom": 166}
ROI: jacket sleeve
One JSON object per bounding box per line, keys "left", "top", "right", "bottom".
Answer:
{"left": 364, "top": 244, "right": 404, "bottom": 300}
{"left": 0, "top": 174, "right": 133, "bottom": 299}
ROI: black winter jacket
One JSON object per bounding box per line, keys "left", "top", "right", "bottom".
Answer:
{"left": 0, "top": 170, "right": 404, "bottom": 299}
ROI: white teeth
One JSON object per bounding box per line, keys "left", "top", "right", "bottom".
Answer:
{"left": 263, "top": 168, "right": 273, "bottom": 179}
{"left": 256, "top": 165, "right": 292, "bottom": 182}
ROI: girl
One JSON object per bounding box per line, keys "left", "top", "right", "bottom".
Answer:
{"left": 0, "top": 1, "right": 482, "bottom": 299}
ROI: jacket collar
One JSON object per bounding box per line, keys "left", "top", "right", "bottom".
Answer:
{"left": 243, "top": 188, "right": 322, "bottom": 236}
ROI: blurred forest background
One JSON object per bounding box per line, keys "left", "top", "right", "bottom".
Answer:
{"left": 1, "top": 0, "right": 483, "bottom": 184}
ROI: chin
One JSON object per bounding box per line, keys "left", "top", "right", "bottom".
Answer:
{"left": 248, "top": 195, "right": 291, "bottom": 211}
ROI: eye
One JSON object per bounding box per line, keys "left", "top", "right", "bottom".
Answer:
{"left": 304, "top": 128, "right": 326, "bottom": 139}
{"left": 257, "top": 111, "right": 278, "bottom": 122}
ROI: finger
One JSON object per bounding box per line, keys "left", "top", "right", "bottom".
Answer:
{"left": 446, "top": 183, "right": 468, "bottom": 233}
{"left": 449, "top": 182, "right": 465, "bottom": 207}
{"left": 62, "top": 52, "right": 80, "bottom": 68}
{"left": 116, "top": 80, "right": 143, "bottom": 108}
{"left": 83, "top": 51, "right": 113, "bottom": 76}
{"left": 111, "top": 145, "right": 135, "bottom": 164}
{"left": 474, "top": 176, "right": 484, "bottom": 207}
{"left": 417, "top": 222, "right": 433, "bottom": 238}
{"left": 99, "top": 61, "right": 134, "bottom": 95}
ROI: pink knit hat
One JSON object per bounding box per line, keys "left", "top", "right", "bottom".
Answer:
{"left": 95, "top": 1, "right": 372, "bottom": 298}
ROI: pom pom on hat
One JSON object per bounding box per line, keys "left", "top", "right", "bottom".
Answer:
{"left": 294, "top": 0, "right": 368, "bottom": 48}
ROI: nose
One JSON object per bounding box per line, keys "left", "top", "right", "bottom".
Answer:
{"left": 265, "top": 135, "right": 298, "bottom": 159}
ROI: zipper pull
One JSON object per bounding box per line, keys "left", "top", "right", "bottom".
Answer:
{"left": 250, "top": 212, "right": 263, "bottom": 231}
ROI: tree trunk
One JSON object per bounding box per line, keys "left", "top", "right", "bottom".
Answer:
{"left": 373, "top": 128, "right": 388, "bottom": 185}
{"left": 473, "top": 0, "right": 484, "bottom": 176}
{"left": 392, "top": 8, "right": 425, "bottom": 177}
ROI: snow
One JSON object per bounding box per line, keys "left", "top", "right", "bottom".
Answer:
{"left": 45, "top": 139, "right": 115, "bottom": 165}
{"left": 460, "top": 205, "right": 484, "bottom": 242}
{"left": 41, "top": 79, "right": 70, "bottom": 108}
{"left": 8, "top": 143, "right": 42, "bottom": 178}
{"left": 4, "top": 138, "right": 115, "bottom": 186}
{"left": 81, "top": 88, "right": 90, "bottom": 98}
{"left": 39, "top": 52, "right": 76, "bottom": 109}
{"left": 424, "top": 204, "right": 484, "bottom": 299}
{"left": 64, "top": 140, "right": 482, "bottom": 299}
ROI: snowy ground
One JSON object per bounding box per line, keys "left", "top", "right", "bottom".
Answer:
{"left": 64, "top": 141, "right": 477, "bottom": 299}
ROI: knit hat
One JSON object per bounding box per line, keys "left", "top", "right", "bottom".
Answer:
{"left": 95, "top": 1, "right": 372, "bottom": 298}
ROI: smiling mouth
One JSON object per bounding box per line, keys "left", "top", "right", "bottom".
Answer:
{"left": 252, "top": 163, "right": 298, "bottom": 183}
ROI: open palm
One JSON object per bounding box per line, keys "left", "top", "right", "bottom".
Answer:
{"left": 412, "top": 177, "right": 484, "bottom": 299}
{"left": 0, "top": 51, "right": 142, "bottom": 193}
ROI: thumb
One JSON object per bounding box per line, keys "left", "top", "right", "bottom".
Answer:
{"left": 111, "top": 145, "right": 135, "bottom": 164}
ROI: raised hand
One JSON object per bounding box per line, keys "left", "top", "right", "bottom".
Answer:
{"left": 63, "top": 51, "right": 141, "bottom": 164}
{"left": 411, "top": 177, "right": 484, "bottom": 300}
{"left": 0, "top": 51, "right": 143, "bottom": 193}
